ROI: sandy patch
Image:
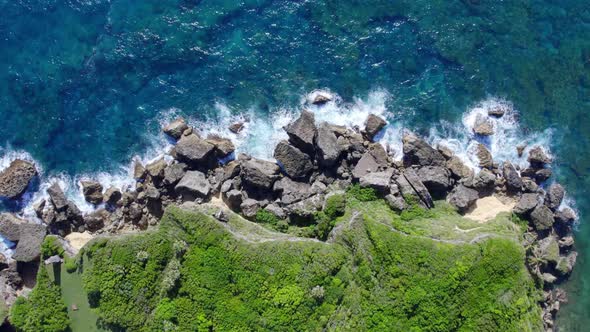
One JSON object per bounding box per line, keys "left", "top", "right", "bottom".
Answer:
{"left": 465, "top": 196, "right": 515, "bottom": 223}
{"left": 64, "top": 232, "right": 94, "bottom": 252}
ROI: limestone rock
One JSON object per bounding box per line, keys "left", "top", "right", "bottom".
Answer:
{"left": 223, "top": 190, "right": 243, "bottom": 211}
{"left": 240, "top": 199, "right": 260, "bottom": 219}
{"left": 47, "top": 182, "right": 68, "bottom": 211}
{"left": 476, "top": 144, "right": 493, "bottom": 169}
{"left": 530, "top": 205, "right": 554, "bottom": 231}
{"left": 545, "top": 183, "right": 565, "bottom": 210}
{"left": 274, "top": 141, "right": 313, "bottom": 179}
{"left": 503, "top": 161, "right": 523, "bottom": 191}
{"left": 163, "top": 118, "right": 189, "bottom": 139}
{"left": 274, "top": 178, "right": 313, "bottom": 205}
{"left": 228, "top": 122, "right": 245, "bottom": 134}
{"left": 103, "top": 187, "right": 122, "bottom": 205}
{"left": 146, "top": 158, "right": 167, "bottom": 179}
{"left": 363, "top": 114, "right": 387, "bottom": 141}
{"left": 315, "top": 122, "right": 341, "bottom": 167}
{"left": 473, "top": 114, "right": 494, "bottom": 136}
{"left": 447, "top": 185, "right": 478, "bottom": 212}
{"left": 446, "top": 156, "right": 473, "bottom": 180}
{"left": 173, "top": 133, "right": 216, "bottom": 167}
{"left": 416, "top": 166, "right": 451, "bottom": 197}
{"left": 385, "top": 194, "right": 407, "bottom": 211}
{"left": 360, "top": 169, "right": 394, "bottom": 194}
{"left": 488, "top": 105, "right": 507, "bottom": 117}
{"left": 206, "top": 134, "right": 235, "bottom": 158}
{"left": 402, "top": 132, "right": 445, "bottom": 167}
{"left": 81, "top": 180, "right": 103, "bottom": 205}
{"left": 0, "top": 213, "right": 25, "bottom": 242}
{"left": 528, "top": 146, "right": 552, "bottom": 166}
{"left": 240, "top": 158, "right": 280, "bottom": 190}
{"left": 514, "top": 193, "right": 540, "bottom": 215}
{"left": 13, "top": 223, "right": 46, "bottom": 263}
{"left": 163, "top": 163, "right": 187, "bottom": 186}
{"left": 397, "top": 169, "right": 434, "bottom": 209}
{"left": 175, "top": 171, "right": 211, "bottom": 198}
{"left": 0, "top": 159, "right": 37, "bottom": 199}
{"left": 284, "top": 110, "right": 317, "bottom": 153}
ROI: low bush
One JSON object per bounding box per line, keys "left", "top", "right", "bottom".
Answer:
{"left": 324, "top": 194, "right": 346, "bottom": 219}
{"left": 347, "top": 184, "right": 378, "bottom": 201}
{"left": 255, "top": 209, "right": 280, "bottom": 226}
{"left": 40, "top": 236, "right": 64, "bottom": 258}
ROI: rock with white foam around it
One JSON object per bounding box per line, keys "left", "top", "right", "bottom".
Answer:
{"left": 402, "top": 132, "right": 446, "bottom": 167}
{"left": 81, "top": 180, "right": 103, "bottom": 205}
{"left": 0, "top": 159, "right": 37, "bottom": 199}
{"left": 284, "top": 110, "right": 317, "bottom": 154}
{"left": 163, "top": 117, "right": 189, "bottom": 140}
{"left": 363, "top": 114, "right": 387, "bottom": 141}
{"left": 473, "top": 114, "right": 494, "bottom": 136}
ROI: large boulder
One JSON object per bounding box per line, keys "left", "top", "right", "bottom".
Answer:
{"left": 146, "top": 158, "right": 167, "bottom": 180}
{"left": 528, "top": 146, "right": 552, "bottom": 166}
{"left": 173, "top": 134, "right": 216, "bottom": 167}
{"left": 164, "top": 162, "right": 188, "bottom": 186}
{"left": 103, "top": 187, "right": 122, "bottom": 206}
{"left": 545, "top": 183, "right": 565, "bottom": 210}
{"left": 284, "top": 110, "right": 317, "bottom": 153}
{"left": 0, "top": 213, "right": 26, "bottom": 242}
{"left": 240, "top": 199, "right": 261, "bottom": 219}
{"left": 513, "top": 193, "right": 540, "bottom": 215}
{"left": 363, "top": 114, "right": 387, "bottom": 141}
{"left": 447, "top": 185, "right": 479, "bottom": 212}
{"left": 352, "top": 144, "right": 390, "bottom": 179}
{"left": 223, "top": 190, "right": 243, "bottom": 211}
{"left": 240, "top": 158, "right": 280, "bottom": 190}
{"left": 402, "top": 132, "right": 445, "bottom": 167}
{"left": 534, "top": 235, "right": 560, "bottom": 266}
{"left": 470, "top": 168, "right": 496, "bottom": 192}
{"left": 206, "top": 134, "right": 235, "bottom": 158}
{"left": 175, "top": 171, "right": 211, "bottom": 199}
{"left": 476, "top": 144, "right": 493, "bottom": 169}
{"left": 163, "top": 118, "right": 189, "bottom": 139}
{"left": 397, "top": 169, "right": 434, "bottom": 209}
{"left": 85, "top": 209, "right": 109, "bottom": 232}
{"left": 81, "top": 180, "right": 103, "bottom": 205}
{"left": 416, "top": 166, "right": 451, "bottom": 197}
{"left": 446, "top": 156, "right": 474, "bottom": 180}
{"left": 0, "top": 160, "right": 37, "bottom": 199}
{"left": 556, "top": 251, "right": 577, "bottom": 276}
{"left": 473, "top": 114, "right": 494, "bottom": 136}
{"left": 274, "top": 178, "right": 313, "bottom": 205}
{"left": 360, "top": 169, "right": 394, "bottom": 194}
{"left": 530, "top": 205, "right": 554, "bottom": 231}
{"left": 47, "top": 182, "right": 68, "bottom": 211}
{"left": 503, "top": 161, "right": 523, "bottom": 192}
{"left": 274, "top": 141, "right": 313, "bottom": 179}
{"left": 315, "top": 122, "right": 341, "bottom": 167}
{"left": 13, "top": 223, "right": 46, "bottom": 263}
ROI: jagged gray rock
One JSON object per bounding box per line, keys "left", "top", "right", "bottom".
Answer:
{"left": 315, "top": 122, "right": 341, "bottom": 167}
{"left": 473, "top": 114, "right": 494, "bottom": 136}
{"left": 274, "top": 177, "right": 313, "bottom": 205}
{"left": 528, "top": 146, "right": 552, "bottom": 166}
{"left": 476, "top": 144, "right": 493, "bottom": 169}
{"left": 402, "top": 132, "right": 445, "bottom": 167}
{"left": 206, "top": 134, "right": 235, "bottom": 158}
{"left": 0, "top": 160, "right": 37, "bottom": 199}
{"left": 240, "top": 199, "right": 260, "bottom": 218}
{"left": 503, "top": 161, "right": 523, "bottom": 191}
{"left": 223, "top": 190, "right": 243, "bottom": 211}
{"left": 13, "top": 223, "right": 46, "bottom": 263}
{"left": 530, "top": 205, "right": 554, "bottom": 231}
{"left": 175, "top": 171, "right": 211, "bottom": 198}
{"left": 274, "top": 141, "right": 313, "bottom": 179}
{"left": 417, "top": 166, "right": 451, "bottom": 197}
{"left": 284, "top": 110, "right": 316, "bottom": 153}
{"left": 446, "top": 156, "right": 473, "bottom": 180}
{"left": 545, "top": 183, "right": 565, "bottom": 210}
{"left": 447, "top": 185, "right": 478, "bottom": 212}
{"left": 0, "top": 213, "right": 25, "bottom": 242}
{"left": 514, "top": 193, "right": 540, "bottom": 215}
{"left": 164, "top": 163, "right": 187, "bottom": 186}
{"left": 163, "top": 118, "right": 189, "bottom": 139}
{"left": 363, "top": 114, "right": 387, "bottom": 141}
{"left": 103, "top": 187, "right": 122, "bottom": 206}
{"left": 360, "top": 169, "right": 394, "bottom": 194}
{"left": 173, "top": 134, "right": 216, "bottom": 166}
{"left": 385, "top": 194, "right": 407, "bottom": 211}
{"left": 397, "top": 169, "right": 434, "bottom": 209}
{"left": 47, "top": 182, "right": 68, "bottom": 211}
{"left": 240, "top": 158, "right": 280, "bottom": 190}
{"left": 81, "top": 180, "right": 103, "bottom": 205}
{"left": 146, "top": 158, "right": 167, "bottom": 179}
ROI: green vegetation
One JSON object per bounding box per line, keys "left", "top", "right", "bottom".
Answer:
{"left": 41, "top": 235, "right": 65, "bottom": 258}
{"left": 10, "top": 265, "right": 69, "bottom": 332}
{"left": 79, "top": 200, "right": 542, "bottom": 331}
{"left": 255, "top": 209, "right": 280, "bottom": 226}
{"left": 346, "top": 184, "right": 379, "bottom": 201}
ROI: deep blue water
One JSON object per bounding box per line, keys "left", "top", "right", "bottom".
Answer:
{"left": 1, "top": 0, "right": 589, "bottom": 329}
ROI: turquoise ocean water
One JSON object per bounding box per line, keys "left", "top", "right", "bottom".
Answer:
{"left": 0, "top": 1, "right": 589, "bottom": 329}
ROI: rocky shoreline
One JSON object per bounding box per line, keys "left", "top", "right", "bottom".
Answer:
{"left": 0, "top": 104, "right": 578, "bottom": 331}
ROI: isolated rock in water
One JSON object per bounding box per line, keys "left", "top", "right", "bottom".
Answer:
{"left": 164, "top": 163, "right": 187, "bottom": 186}
{"left": 447, "top": 185, "right": 478, "bottom": 212}
{"left": 476, "top": 144, "right": 493, "bottom": 169}
{"left": 360, "top": 169, "right": 394, "bottom": 194}
{"left": 315, "top": 122, "right": 341, "bottom": 167}
{"left": 473, "top": 114, "right": 494, "bottom": 136}
{"left": 0, "top": 213, "right": 25, "bottom": 242}
{"left": 311, "top": 91, "right": 332, "bottom": 105}
{"left": 273, "top": 141, "right": 313, "bottom": 179}
{"left": 206, "top": 134, "right": 235, "bottom": 158}
{"left": 402, "top": 132, "right": 446, "bottom": 167}
{"left": 517, "top": 145, "right": 526, "bottom": 157}
{"left": 13, "top": 223, "right": 46, "bottom": 263}
{"left": 545, "top": 183, "right": 565, "bottom": 210}
{"left": 513, "top": 193, "right": 540, "bottom": 215}
{"left": 503, "top": 161, "right": 523, "bottom": 191}
{"left": 0, "top": 160, "right": 37, "bottom": 199}
{"left": 446, "top": 156, "right": 473, "bottom": 180}
{"left": 47, "top": 182, "right": 68, "bottom": 211}
{"left": 146, "top": 158, "right": 167, "bottom": 179}
{"left": 530, "top": 205, "right": 554, "bottom": 231}
{"left": 284, "top": 110, "right": 317, "bottom": 153}
{"left": 398, "top": 169, "right": 434, "bottom": 209}
{"left": 175, "top": 171, "right": 211, "bottom": 198}
{"left": 173, "top": 134, "right": 216, "bottom": 166}
{"left": 103, "top": 187, "right": 122, "bottom": 205}
{"left": 81, "top": 180, "right": 103, "bottom": 205}
{"left": 163, "top": 118, "right": 189, "bottom": 139}
{"left": 528, "top": 146, "right": 552, "bottom": 166}
{"left": 240, "top": 158, "right": 280, "bottom": 190}
{"left": 363, "top": 114, "right": 387, "bottom": 141}
{"left": 417, "top": 166, "right": 451, "bottom": 197}
{"left": 488, "top": 104, "right": 507, "bottom": 117}
{"left": 228, "top": 122, "right": 245, "bottom": 134}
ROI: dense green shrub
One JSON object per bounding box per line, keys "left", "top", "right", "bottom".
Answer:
{"left": 64, "top": 256, "right": 78, "bottom": 273}
{"left": 324, "top": 194, "right": 346, "bottom": 219}
{"left": 347, "top": 184, "right": 378, "bottom": 201}
{"left": 400, "top": 196, "right": 435, "bottom": 221}
{"left": 10, "top": 266, "right": 69, "bottom": 332}
{"left": 255, "top": 209, "right": 280, "bottom": 226}
{"left": 314, "top": 211, "right": 335, "bottom": 240}
{"left": 80, "top": 206, "right": 542, "bottom": 332}
{"left": 40, "top": 236, "right": 65, "bottom": 258}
